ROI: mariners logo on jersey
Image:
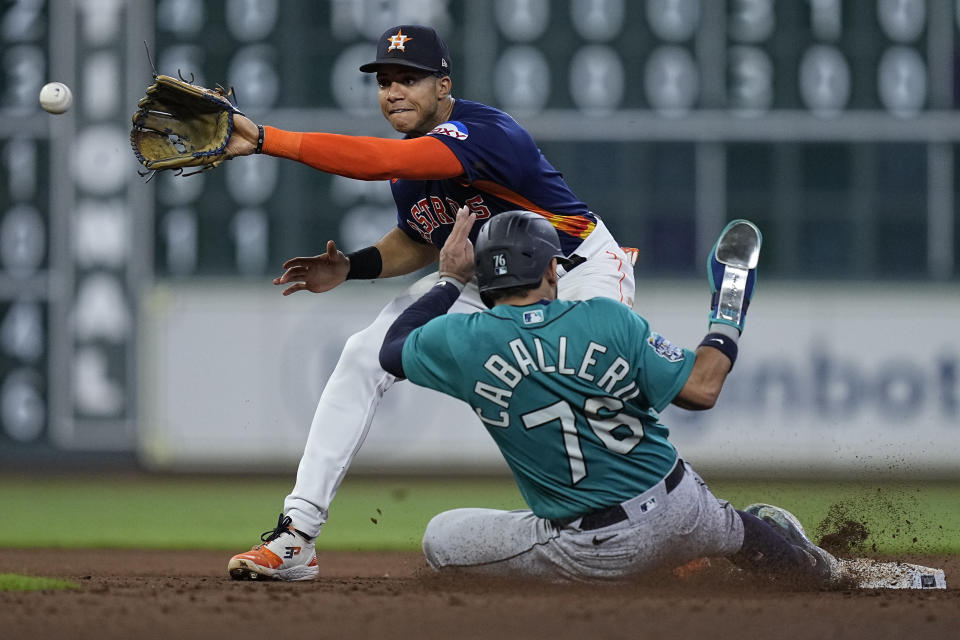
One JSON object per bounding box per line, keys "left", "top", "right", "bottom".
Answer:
{"left": 647, "top": 332, "right": 685, "bottom": 362}
{"left": 387, "top": 28, "right": 412, "bottom": 51}
{"left": 429, "top": 120, "right": 469, "bottom": 141}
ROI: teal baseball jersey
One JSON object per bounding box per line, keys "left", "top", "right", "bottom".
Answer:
{"left": 401, "top": 297, "right": 696, "bottom": 520}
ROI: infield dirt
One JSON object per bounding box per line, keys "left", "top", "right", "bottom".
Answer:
{"left": 1, "top": 548, "right": 957, "bottom": 640}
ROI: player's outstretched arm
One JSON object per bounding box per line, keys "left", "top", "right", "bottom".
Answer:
{"left": 375, "top": 228, "right": 440, "bottom": 278}
{"left": 672, "top": 219, "right": 762, "bottom": 411}
{"left": 224, "top": 116, "right": 463, "bottom": 180}
{"left": 671, "top": 347, "right": 732, "bottom": 410}
{"left": 273, "top": 227, "right": 441, "bottom": 296}
{"left": 379, "top": 208, "right": 476, "bottom": 377}
{"left": 273, "top": 240, "right": 350, "bottom": 296}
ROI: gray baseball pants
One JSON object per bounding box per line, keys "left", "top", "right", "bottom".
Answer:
{"left": 422, "top": 461, "right": 745, "bottom": 582}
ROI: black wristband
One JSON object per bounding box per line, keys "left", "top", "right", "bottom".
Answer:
{"left": 699, "top": 332, "right": 738, "bottom": 368}
{"left": 345, "top": 246, "right": 383, "bottom": 280}
{"left": 255, "top": 124, "right": 265, "bottom": 154}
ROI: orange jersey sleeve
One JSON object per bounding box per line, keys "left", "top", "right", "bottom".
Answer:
{"left": 261, "top": 126, "right": 463, "bottom": 181}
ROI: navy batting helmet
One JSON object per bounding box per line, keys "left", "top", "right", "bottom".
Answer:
{"left": 475, "top": 211, "right": 564, "bottom": 307}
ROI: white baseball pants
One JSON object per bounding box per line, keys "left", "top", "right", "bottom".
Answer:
{"left": 283, "top": 219, "right": 636, "bottom": 537}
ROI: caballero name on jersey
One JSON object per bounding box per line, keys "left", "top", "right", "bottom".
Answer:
{"left": 473, "top": 336, "right": 640, "bottom": 427}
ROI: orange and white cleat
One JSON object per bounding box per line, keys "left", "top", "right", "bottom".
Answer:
{"left": 228, "top": 514, "right": 319, "bottom": 581}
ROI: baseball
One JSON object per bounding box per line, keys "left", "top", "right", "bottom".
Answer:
{"left": 39, "top": 82, "right": 73, "bottom": 114}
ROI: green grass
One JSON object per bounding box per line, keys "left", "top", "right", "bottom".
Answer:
{"left": 711, "top": 479, "right": 960, "bottom": 555}
{"left": 0, "top": 573, "right": 79, "bottom": 591}
{"left": 1, "top": 474, "right": 958, "bottom": 554}
{"left": 0, "top": 474, "right": 525, "bottom": 551}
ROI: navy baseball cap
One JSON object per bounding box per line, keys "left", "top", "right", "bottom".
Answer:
{"left": 359, "top": 25, "right": 451, "bottom": 76}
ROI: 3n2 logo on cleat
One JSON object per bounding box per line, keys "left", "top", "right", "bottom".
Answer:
{"left": 283, "top": 546, "right": 301, "bottom": 559}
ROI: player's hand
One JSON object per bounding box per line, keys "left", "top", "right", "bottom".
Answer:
{"left": 438, "top": 206, "right": 477, "bottom": 284}
{"left": 224, "top": 113, "right": 260, "bottom": 158}
{"left": 707, "top": 219, "right": 761, "bottom": 333}
{"left": 273, "top": 240, "right": 350, "bottom": 296}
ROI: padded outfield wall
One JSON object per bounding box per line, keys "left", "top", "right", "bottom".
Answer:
{"left": 138, "top": 279, "right": 960, "bottom": 478}
{"left": 4, "top": 1, "right": 960, "bottom": 472}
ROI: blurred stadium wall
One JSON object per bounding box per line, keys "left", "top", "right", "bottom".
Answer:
{"left": 1, "top": 0, "right": 957, "bottom": 477}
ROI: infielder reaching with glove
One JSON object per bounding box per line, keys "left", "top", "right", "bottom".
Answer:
{"left": 225, "top": 25, "right": 638, "bottom": 581}
{"left": 375, "top": 207, "right": 843, "bottom": 585}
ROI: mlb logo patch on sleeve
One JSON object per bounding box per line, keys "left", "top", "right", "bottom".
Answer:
{"left": 647, "top": 332, "right": 684, "bottom": 362}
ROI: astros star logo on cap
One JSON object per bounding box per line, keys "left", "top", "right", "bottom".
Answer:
{"left": 387, "top": 28, "right": 412, "bottom": 52}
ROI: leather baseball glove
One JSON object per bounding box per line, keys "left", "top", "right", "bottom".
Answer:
{"left": 130, "top": 74, "right": 243, "bottom": 176}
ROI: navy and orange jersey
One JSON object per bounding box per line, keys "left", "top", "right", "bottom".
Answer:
{"left": 392, "top": 99, "right": 596, "bottom": 256}
{"left": 260, "top": 100, "right": 597, "bottom": 256}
